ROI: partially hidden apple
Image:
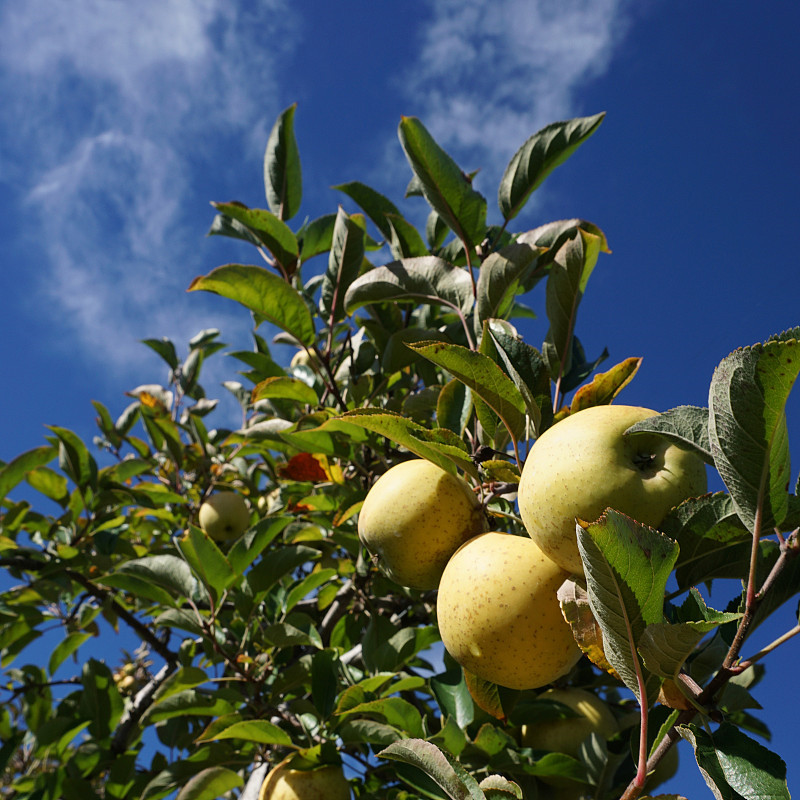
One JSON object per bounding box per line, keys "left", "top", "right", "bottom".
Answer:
{"left": 258, "top": 763, "right": 350, "bottom": 800}
{"left": 436, "top": 532, "right": 581, "bottom": 690}
{"left": 357, "top": 459, "right": 487, "bottom": 591}
{"left": 521, "top": 687, "right": 618, "bottom": 756}
{"left": 198, "top": 492, "right": 252, "bottom": 542}
{"left": 518, "top": 404, "right": 707, "bottom": 574}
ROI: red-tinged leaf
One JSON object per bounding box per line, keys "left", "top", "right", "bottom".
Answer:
{"left": 463, "top": 670, "right": 507, "bottom": 723}
{"left": 278, "top": 453, "right": 329, "bottom": 483}
{"left": 557, "top": 579, "right": 621, "bottom": 681}
{"left": 568, "top": 356, "right": 642, "bottom": 413}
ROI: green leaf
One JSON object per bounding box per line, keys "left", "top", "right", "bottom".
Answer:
{"left": 176, "top": 527, "right": 236, "bottom": 601}
{"left": 211, "top": 202, "right": 298, "bottom": 274}
{"left": 386, "top": 213, "right": 429, "bottom": 259}
{"left": 151, "top": 667, "right": 210, "bottom": 706}
{"left": 324, "top": 410, "right": 478, "bottom": 478}
{"left": 176, "top": 767, "right": 244, "bottom": 800}
{"left": 475, "top": 242, "right": 545, "bottom": 333}
{"left": 407, "top": 341, "right": 527, "bottom": 444}
{"left": 498, "top": 113, "right": 605, "bottom": 221}
{"left": 142, "top": 689, "right": 236, "bottom": 723}
{"left": 188, "top": 264, "right": 316, "bottom": 347}
{"left": 25, "top": 465, "right": 69, "bottom": 504}
{"left": 252, "top": 376, "right": 319, "bottom": 406}
{"left": 398, "top": 116, "right": 487, "bottom": 250}
{"left": 708, "top": 331, "right": 800, "bottom": 533}
{"left": 311, "top": 650, "right": 339, "bottom": 720}
{"left": 227, "top": 516, "right": 293, "bottom": 577}
{"left": 576, "top": 510, "right": 679, "bottom": 705}
{"left": 48, "top": 632, "right": 92, "bottom": 676}
{"left": 484, "top": 322, "right": 552, "bottom": 436}
{"left": 141, "top": 336, "right": 179, "bottom": 369}
{"left": 660, "top": 493, "right": 752, "bottom": 590}
{"left": 437, "top": 379, "right": 473, "bottom": 436}
{"left": 203, "top": 719, "right": 293, "bottom": 747}
{"left": 626, "top": 405, "right": 713, "bottom": 464}
{"left": 334, "top": 180, "right": 403, "bottom": 242}
{"left": 108, "top": 554, "right": 197, "bottom": 601}
{"left": 639, "top": 612, "right": 741, "bottom": 682}
{"left": 298, "top": 213, "right": 337, "bottom": 263}
{"left": 542, "top": 228, "right": 603, "bottom": 380}
{"left": 679, "top": 722, "right": 790, "bottom": 799}
{"left": 430, "top": 666, "right": 474, "bottom": 730}
{"left": 380, "top": 739, "right": 486, "bottom": 800}
{"left": 284, "top": 568, "right": 337, "bottom": 613}
{"left": 320, "top": 207, "right": 366, "bottom": 323}
{"left": 264, "top": 102, "right": 302, "bottom": 221}
{"left": 344, "top": 256, "right": 473, "bottom": 316}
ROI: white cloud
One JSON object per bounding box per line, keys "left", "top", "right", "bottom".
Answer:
{"left": 0, "top": 0, "right": 298, "bottom": 376}
{"left": 400, "top": 0, "right": 631, "bottom": 198}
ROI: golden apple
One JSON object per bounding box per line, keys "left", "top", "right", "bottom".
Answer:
{"left": 357, "top": 459, "right": 487, "bottom": 590}
{"left": 259, "top": 764, "right": 350, "bottom": 800}
{"left": 198, "top": 492, "right": 252, "bottom": 541}
{"left": 436, "top": 532, "right": 581, "bottom": 690}
{"left": 521, "top": 687, "right": 618, "bottom": 756}
{"left": 518, "top": 405, "right": 707, "bottom": 574}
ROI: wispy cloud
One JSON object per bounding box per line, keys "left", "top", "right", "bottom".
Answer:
{"left": 0, "top": 0, "right": 298, "bottom": 376}
{"left": 397, "top": 0, "right": 631, "bottom": 204}
{"left": 0, "top": 0, "right": 635, "bottom": 389}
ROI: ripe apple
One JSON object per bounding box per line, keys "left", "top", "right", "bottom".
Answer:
{"left": 436, "top": 532, "right": 581, "bottom": 690}
{"left": 198, "top": 492, "right": 252, "bottom": 541}
{"left": 518, "top": 405, "right": 707, "bottom": 574}
{"left": 357, "top": 459, "right": 487, "bottom": 591}
{"left": 521, "top": 687, "right": 618, "bottom": 756}
{"left": 259, "top": 763, "right": 351, "bottom": 800}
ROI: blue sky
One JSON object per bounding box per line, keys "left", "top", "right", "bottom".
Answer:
{"left": 1, "top": 1, "right": 800, "bottom": 795}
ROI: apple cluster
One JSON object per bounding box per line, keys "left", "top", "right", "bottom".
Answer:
{"left": 358, "top": 404, "right": 707, "bottom": 693}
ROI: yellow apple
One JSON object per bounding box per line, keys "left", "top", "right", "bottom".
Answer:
{"left": 198, "top": 492, "right": 252, "bottom": 541}
{"left": 259, "top": 764, "right": 351, "bottom": 800}
{"left": 518, "top": 405, "right": 707, "bottom": 574}
{"left": 436, "top": 532, "right": 581, "bottom": 690}
{"left": 521, "top": 687, "right": 618, "bottom": 756}
{"left": 357, "top": 459, "right": 487, "bottom": 590}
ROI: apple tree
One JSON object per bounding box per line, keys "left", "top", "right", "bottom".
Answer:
{"left": 1, "top": 103, "right": 798, "bottom": 800}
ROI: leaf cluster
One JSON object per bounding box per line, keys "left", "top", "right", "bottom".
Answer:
{"left": 0, "top": 104, "right": 797, "bottom": 800}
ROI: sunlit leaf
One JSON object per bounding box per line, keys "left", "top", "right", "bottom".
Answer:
{"left": 380, "top": 739, "right": 486, "bottom": 800}
{"left": 708, "top": 331, "right": 800, "bottom": 533}
{"left": 577, "top": 510, "right": 678, "bottom": 705}
{"left": 188, "top": 264, "right": 316, "bottom": 346}
{"left": 264, "top": 102, "right": 302, "bottom": 221}
{"left": 499, "top": 113, "right": 605, "bottom": 222}
{"left": 398, "top": 116, "right": 487, "bottom": 250}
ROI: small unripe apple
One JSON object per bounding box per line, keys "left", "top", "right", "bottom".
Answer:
{"left": 518, "top": 405, "right": 707, "bottom": 574}
{"left": 436, "top": 532, "right": 581, "bottom": 690}
{"left": 358, "top": 459, "right": 487, "bottom": 590}
{"left": 258, "top": 763, "right": 351, "bottom": 800}
{"left": 521, "top": 687, "right": 618, "bottom": 756}
{"left": 198, "top": 492, "right": 251, "bottom": 541}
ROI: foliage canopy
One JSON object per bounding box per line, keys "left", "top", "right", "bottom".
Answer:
{"left": 1, "top": 105, "right": 798, "bottom": 800}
